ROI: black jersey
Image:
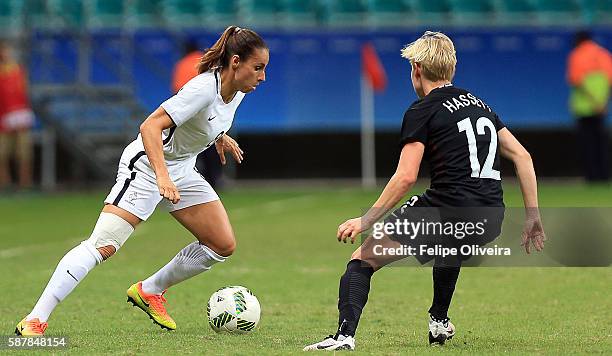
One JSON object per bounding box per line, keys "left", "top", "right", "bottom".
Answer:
{"left": 400, "top": 85, "right": 505, "bottom": 207}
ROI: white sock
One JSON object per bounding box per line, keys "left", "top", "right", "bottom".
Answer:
{"left": 27, "top": 241, "right": 102, "bottom": 322}
{"left": 141, "top": 242, "right": 226, "bottom": 295}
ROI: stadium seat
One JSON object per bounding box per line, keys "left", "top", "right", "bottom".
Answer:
{"left": 202, "top": 0, "right": 239, "bottom": 28}
{"left": 411, "top": 0, "right": 451, "bottom": 24}
{"left": 325, "top": 0, "right": 368, "bottom": 26}
{"left": 533, "top": 0, "right": 581, "bottom": 25}
{"left": 86, "top": 0, "right": 125, "bottom": 29}
{"left": 24, "top": 0, "right": 50, "bottom": 29}
{"left": 494, "top": 0, "right": 537, "bottom": 25}
{"left": 48, "top": 0, "right": 84, "bottom": 28}
{"left": 241, "top": 0, "right": 282, "bottom": 27}
{"left": 125, "top": 0, "right": 163, "bottom": 28}
{"left": 448, "top": 0, "right": 494, "bottom": 25}
{"left": 594, "top": 0, "right": 612, "bottom": 24}
{"left": 162, "top": 0, "right": 206, "bottom": 28}
{"left": 280, "top": 0, "right": 321, "bottom": 27}
{"left": 579, "top": 0, "right": 612, "bottom": 24}
{"left": 366, "top": 0, "right": 414, "bottom": 27}
{"left": 0, "top": 0, "right": 23, "bottom": 34}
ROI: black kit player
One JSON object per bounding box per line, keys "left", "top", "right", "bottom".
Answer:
{"left": 304, "top": 31, "right": 546, "bottom": 351}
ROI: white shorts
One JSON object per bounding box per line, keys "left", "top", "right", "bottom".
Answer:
{"left": 104, "top": 145, "right": 219, "bottom": 221}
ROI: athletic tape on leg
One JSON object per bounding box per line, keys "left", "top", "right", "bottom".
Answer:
{"left": 86, "top": 212, "right": 135, "bottom": 251}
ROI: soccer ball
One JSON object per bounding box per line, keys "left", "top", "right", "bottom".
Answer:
{"left": 207, "top": 286, "right": 261, "bottom": 333}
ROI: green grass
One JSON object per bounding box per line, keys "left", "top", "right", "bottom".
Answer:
{"left": 0, "top": 182, "right": 610, "bottom": 354}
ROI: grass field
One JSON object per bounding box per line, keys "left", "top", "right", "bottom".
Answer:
{"left": 0, "top": 182, "right": 610, "bottom": 354}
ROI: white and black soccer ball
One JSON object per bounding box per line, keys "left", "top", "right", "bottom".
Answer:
{"left": 207, "top": 286, "right": 260, "bottom": 333}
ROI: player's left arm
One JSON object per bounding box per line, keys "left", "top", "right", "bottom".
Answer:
{"left": 337, "top": 142, "right": 424, "bottom": 243}
{"left": 215, "top": 133, "right": 244, "bottom": 165}
{"left": 498, "top": 128, "right": 546, "bottom": 253}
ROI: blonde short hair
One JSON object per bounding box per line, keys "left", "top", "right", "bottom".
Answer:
{"left": 401, "top": 31, "right": 457, "bottom": 82}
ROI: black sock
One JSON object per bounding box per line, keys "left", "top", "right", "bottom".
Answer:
{"left": 336, "top": 259, "right": 374, "bottom": 337}
{"left": 428, "top": 266, "right": 460, "bottom": 320}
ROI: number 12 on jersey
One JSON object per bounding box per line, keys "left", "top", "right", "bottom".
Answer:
{"left": 457, "top": 117, "right": 501, "bottom": 180}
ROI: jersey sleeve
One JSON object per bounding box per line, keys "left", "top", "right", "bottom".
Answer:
{"left": 399, "top": 101, "right": 434, "bottom": 147}
{"left": 160, "top": 74, "right": 216, "bottom": 127}
{"left": 493, "top": 112, "right": 506, "bottom": 131}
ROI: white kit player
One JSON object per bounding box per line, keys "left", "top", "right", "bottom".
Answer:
{"left": 16, "top": 26, "right": 269, "bottom": 335}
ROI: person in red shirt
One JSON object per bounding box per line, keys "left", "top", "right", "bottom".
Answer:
{"left": 0, "top": 41, "right": 34, "bottom": 190}
{"left": 172, "top": 40, "right": 223, "bottom": 188}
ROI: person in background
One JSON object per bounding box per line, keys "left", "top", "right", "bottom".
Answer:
{"left": 173, "top": 39, "right": 223, "bottom": 188}
{"left": 567, "top": 31, "right": 612, "bottom": 183}
{"left": 0, "top": 41, "right": 34, "bottom": 191}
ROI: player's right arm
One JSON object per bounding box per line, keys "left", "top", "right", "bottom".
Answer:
{"left": 140, "top": 107, "right": 180, "bottom": 204}
{"left": 498, "top": 128, "right": 546, "bottom": 254}
{"left": 337, "top": 142, "right": 424, "bottom": 243}
{"left": 144, "top": 74, "right": 215, "bottom": 204}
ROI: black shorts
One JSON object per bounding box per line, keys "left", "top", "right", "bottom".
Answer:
{"left": 381, "top": 194, "right": 505, "bottom": 266}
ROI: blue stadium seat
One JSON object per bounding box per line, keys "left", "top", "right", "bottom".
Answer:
{"left": 241, "top": 0, "right": 282, "bottom": 27}
{"left": 86, "top": 0, "right": 125, "bottom": 29}
{"left": 494, "top": 0, "right": 537, "bottom": 25}
{"left": 366, "top": 0, "right": 414, "bottom": 27}
{"left": 125, "top": 0, "right": 163, "bottom": 28}
{"left": 162, "top": 0, "right": 206, "bottom": 28}
{"left": 535, "top": 0, "right": 580, "bottom": 12}
{"left": 326, "top": 0, "right": 368, "bottom": 26}
{"left": 48, "top": 0, "right": 84, "bottom": 28}
{"left": 0, "top": 0, "right": 23, "bottom": 33}
{"left": 24, "top": 0, "right": 50, "bottom": 29}
{"left": 534, "top": 0, "right": 581, "bottom": 25}
{"left": 280, "top": 0, "right": 321, "bottom": 27}
{"left": 448, "top": 0, "right": 494, "bottom": 25}
{"left": 579, "top": 0, "right": 612, "bottom": 24}
{"left": 595, "top": 0, "right": 612, "bottom": 24}
{"left": 202, "top": 0, "right": 239, "bottom": 28}
{"left": 412, "top": 0, "right": 450, "bottom": 24}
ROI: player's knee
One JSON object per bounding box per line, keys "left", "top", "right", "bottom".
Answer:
{"left": 212, "top": 237, "right": 236, "bottom": 257}
{"left": 86, "top": 212, "right": 134, "bottom": 259}
{"left": 196, "top": 229, "right": 236, "bottom": 257}
{"left": 342, "top": 259, "right": 375, "bottom": 279}
{"left": 350, "top": 252, "right": 383, "bottom": 271}
{"left": 223, "top": 239, "right": 236, "bottom": 257}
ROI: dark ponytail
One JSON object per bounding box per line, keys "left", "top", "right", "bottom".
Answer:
{"left": 197, "top": 26, "right": 267, "bottom": 74}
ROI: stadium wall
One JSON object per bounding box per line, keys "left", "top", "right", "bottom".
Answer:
{"left": 30, "top": 28, "right": 612, "bottom": 131}
{"left": 27, "top": 28, "right": 612, "bottom": 183}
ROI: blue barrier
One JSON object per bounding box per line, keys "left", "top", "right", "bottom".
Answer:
{"left": 30, "top": 28, "right": 612, "bottom": 132}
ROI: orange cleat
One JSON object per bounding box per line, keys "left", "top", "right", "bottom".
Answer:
{"left": 15, "top": 318, "right": 48, "bottom": 336}
{"left": 127, "top": 281, "right": 176, "bottom": 330}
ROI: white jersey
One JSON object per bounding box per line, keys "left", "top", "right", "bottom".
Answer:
{"left": 122, "top": 69, "right": 245, "bottom": 176}
{"left": 105, "top": 69, "right": 243, "bottom": 220}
